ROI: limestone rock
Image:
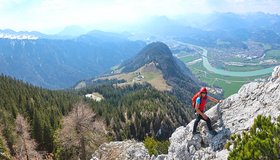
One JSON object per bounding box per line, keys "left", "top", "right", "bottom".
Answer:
{"left": 91, "top": 140, "right": 150, "bottom": 160}
{"left": 153, "top": 154, "right": 168, "bottom": 160}
{"left": 272, "top": 65, "right": 280, "bottom": 80}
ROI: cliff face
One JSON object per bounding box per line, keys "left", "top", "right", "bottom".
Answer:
{"left": 91, "top": 66, "right": 280, "bottom": 160}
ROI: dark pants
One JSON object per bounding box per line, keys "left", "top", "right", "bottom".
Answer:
{"left": 193, "top": 114, "right": 213, "bottom": 133}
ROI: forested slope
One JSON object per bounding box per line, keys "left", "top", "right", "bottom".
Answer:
{"left": 0, "top": 75, "right": 79, "bottom": 158}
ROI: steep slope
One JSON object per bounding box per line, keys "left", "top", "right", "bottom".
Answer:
{"left": 85, "top": 42, "right": 198, "bottom": 105}
{"left": 0, "top": 31, "right": 145, "bottom": 89}
{"left": 90, "top": 65, "right": 280, "bottom": 160}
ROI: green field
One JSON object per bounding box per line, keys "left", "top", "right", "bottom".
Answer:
{"left": 111, "top": 65, "right": 119, "bottom": 70}
{"left": 216, "top": 39, "right": 231, "bottom": 45}
{"left": 184, "top": 61, "right": 270, "bottom": 98}
{"left": 143, "top": 72, "right": 162, "bottom": 81}
{"left": 265, "top": 50, "right": 280, "bottom": 59}
{"left": 263, "top": 44, "right": 272, "bottom": 50}
{"left": 179, "top": 54, "right": 200, "bottom": 63}
{"left": 178, "top": 50, "right": 187, "bottom": 55}
{"left": 223, "top": 64, "right": 266, "bottom": 72}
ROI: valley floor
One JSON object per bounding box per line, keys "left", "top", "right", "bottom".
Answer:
{"left": 171, "top": 40, "right": 277, "bottom": 97}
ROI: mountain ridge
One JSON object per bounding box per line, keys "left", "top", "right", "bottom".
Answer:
{"left": 81, "top": 42, "right": 199, "bottom": 105}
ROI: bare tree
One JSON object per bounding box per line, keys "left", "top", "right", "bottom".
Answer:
{"left": 59, "top": 102, "right": 107, "bottom": 160}
{"left": 14, "top": 114, "right": 41, "bottom": 160}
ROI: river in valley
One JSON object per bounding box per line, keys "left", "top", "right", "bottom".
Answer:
{"left": 200, "top": 47, "right": 275, "bottom": 77}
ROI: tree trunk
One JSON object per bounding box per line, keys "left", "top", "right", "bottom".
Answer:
{"left": 80, "top": 135, "right": 86, "bottom": 160}
{"left": 23, "top": 136, "right": 30, "bottom": 160}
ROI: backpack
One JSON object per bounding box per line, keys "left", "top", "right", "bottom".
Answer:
{"left": 192, "top": 92, "right": 200, "bottom": 108}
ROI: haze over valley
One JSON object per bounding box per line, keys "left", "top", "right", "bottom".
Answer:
{"left": 0, "top": 0, "right": 280, "bottom": 159}
{"left": 1, "top": 12, "right": 280, "bottom": 96}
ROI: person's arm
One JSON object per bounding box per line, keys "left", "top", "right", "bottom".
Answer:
{"left": 208, "top": 96, "right": 222, "bottom": 103}
{"left": 195, "top": 103, "right": 208, "bottom": 120}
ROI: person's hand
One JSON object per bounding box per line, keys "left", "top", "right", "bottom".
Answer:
{"left": 218, "top": 100, "right": 223, "bottom": 103}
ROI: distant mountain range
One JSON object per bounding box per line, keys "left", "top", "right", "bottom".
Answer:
{"left": 130, "top": 13, "right": 280, "bottom": 48}
{"left": 0, "top": 30, "right": 145, "bottom": 89}
{"left": 0, "top": 29, "right": 46, "bottom": 39}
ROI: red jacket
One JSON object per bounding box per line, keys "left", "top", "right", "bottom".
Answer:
{"left": 196, "top": 96, "right": 207, "bottom": 112}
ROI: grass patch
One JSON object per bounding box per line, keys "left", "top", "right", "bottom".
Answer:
{"left": 263, "top": 44, "right": 272, "bottom": 50}
{"left": 142, "top": 71, "right": 171, "bottom": 91}
{"left": 216, "top": 39, "right": 231, "bottom": 45}
{"left": 179, "top": 54, "right": 200, "bottom": 63}
{"left": 223, "top": 65, "right": 266, "bottom": 72}
{"left": 98, "top": 62, "right": 171, "bottom": 91}
{"left": 143, "top": 72, "right": 158, "bottom": 81}
{"left": 178, "top": 50, "right": 187, "bottom": 55}
{"left": 265, "top": 50, "right": 280, "bottom": 60}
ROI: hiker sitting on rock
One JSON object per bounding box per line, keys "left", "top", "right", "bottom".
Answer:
{"left": 192, "top": 87, "right": 222, "bottom": 136}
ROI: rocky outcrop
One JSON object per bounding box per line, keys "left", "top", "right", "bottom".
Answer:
{"left": 91, "top": 66, "right": 280, "bottom": 160}
{"left": 165, "top": 65, "right": 280, "bottom": 160}
{"left": 91, "top": 140, "right": 150, "bottom": 160}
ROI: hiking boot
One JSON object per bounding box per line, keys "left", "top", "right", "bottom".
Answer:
{"left": 209, "top": 130, "right": 218, "bottom": 136}
{"left": 192, "top": 131, "right": 200, "bottom": 135}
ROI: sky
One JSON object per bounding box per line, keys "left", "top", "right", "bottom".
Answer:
{"left": 0, "top": 0, "right": 279, "bottom": 34}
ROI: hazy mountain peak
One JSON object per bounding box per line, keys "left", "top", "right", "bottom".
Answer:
{"left": 119, "top": 42, "right": 174, "bottom": 73}
{"left": 58, "top": 25, "right": 87, "bottom": 37}
{"left": 141, "top": 42, "right": 172, "bottom": 56}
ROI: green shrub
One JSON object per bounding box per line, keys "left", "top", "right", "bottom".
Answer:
{"left": 143, "top": 136, "right": 170, "bottom": 156}
{"left": 228, "top": 115, "right": 280, "bottom": 160}
{"left": 0, "top": 137, "right": 11, "bottom": 160}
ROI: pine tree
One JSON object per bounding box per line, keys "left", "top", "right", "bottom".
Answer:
{"left": 32, "top": 110, "right": 44, "bottom": 149}
{"left": 227, "top": 115, "right": 280, "bottom": 160}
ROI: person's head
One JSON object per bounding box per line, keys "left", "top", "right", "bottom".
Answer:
{"left": 200, "top": 87, "right": 207, "bottom": 97}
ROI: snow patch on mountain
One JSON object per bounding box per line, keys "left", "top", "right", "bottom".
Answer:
{"left": 0, "top": 33, "right": 39, "bottom": 40}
